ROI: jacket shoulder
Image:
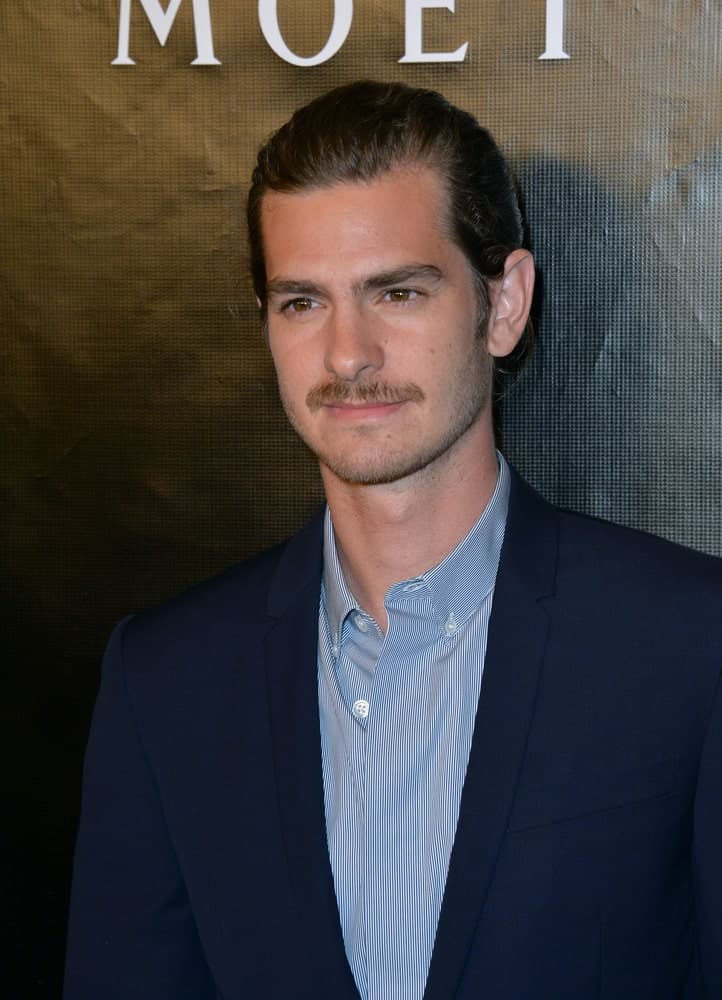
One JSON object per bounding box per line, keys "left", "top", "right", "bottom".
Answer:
{"left": 506, "top": 470, "right": 722, "bottom": 623}
{"left": 119, "top": 509, "right": 325, "bottom": 653}
{"left": 554, "top": 503, "right": 722, "bottom": 588}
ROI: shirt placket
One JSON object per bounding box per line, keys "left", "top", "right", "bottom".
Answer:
{"left": 363, "top": 593, "right": 441, "bottom": 1000}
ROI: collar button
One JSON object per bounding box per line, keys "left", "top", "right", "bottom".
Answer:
{"left": 444, "top": 613, "right": 458, "bottom": 637}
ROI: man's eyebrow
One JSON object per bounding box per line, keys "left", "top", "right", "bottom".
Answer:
{"left": 266, "top": 278, "right": 327, "bottom": 299}
{"left": 265, "top": 265, "right": 443, "bottom": 300}
{"left": 360, "top": 264, "right": 443, "bottom": 292}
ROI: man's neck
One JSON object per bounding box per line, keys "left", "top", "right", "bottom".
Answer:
{"left": 321, "top": 429, "right": 500, "bottom": 631}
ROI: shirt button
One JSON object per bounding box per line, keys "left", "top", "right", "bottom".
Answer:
{"left": 402, "top": 581, "right": 424, "bottom": 593}
{"left": 352, "top": 699, "right": 370, "bottom": 720}
{"left": 444, "top": 613, "right": 458, "bottom": 636}
{"left": 353, "top": 613, "right": 369, "bottom": 633}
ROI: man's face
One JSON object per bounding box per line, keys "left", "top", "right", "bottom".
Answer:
{"left": 260, "top": 165, "right": 494, "bottom": 488}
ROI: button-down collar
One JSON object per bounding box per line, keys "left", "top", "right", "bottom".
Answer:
{"left": 322, "top": 452, "right": 510, "bottom": 646}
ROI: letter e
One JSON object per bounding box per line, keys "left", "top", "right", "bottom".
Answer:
{"left": 399, "top": 0, "right": 468, "bottom": 64}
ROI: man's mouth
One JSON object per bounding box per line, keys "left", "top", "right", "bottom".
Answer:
{"left": 306, "top": 381, "right": 424, "bottom": 412}
{"left": 321, "top": 399, "right": 408, "bottom": 420}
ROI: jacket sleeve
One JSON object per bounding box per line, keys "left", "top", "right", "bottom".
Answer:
{"left": 694, "top": 663, "right": 722, "bottom": 997}
{"left": 63, "top": 618, "right": 217, "bottom": 999}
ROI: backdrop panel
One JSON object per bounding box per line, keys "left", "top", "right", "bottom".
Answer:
{"left": 1, "top": 2, "right": 720, "bottom": 995}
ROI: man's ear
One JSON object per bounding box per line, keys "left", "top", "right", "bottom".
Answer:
{"left": 486, "top": 249, "right": 535, "bottom": 358}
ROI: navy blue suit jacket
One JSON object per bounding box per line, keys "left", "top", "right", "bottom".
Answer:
{"left": 64, "top": 472, "right": 722, "bottom": 998}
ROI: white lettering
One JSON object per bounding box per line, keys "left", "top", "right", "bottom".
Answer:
{"left": 258, "top": 0, "right": 353, "bottom": 67}
{"left": 399, "top": 0, "right": 468, "bottom": 63}
{"left": 538, "top": 0, "right": 569, "bottom": 60}
{"left": 113, "top": 0, "right": 220, "bottom": 66}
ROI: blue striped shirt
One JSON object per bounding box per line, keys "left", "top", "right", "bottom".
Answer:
{"left": 318, "top": 454, "right": 510, "bottom": 1000}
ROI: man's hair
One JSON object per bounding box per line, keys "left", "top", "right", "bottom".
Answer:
{"left": 247, "top": 80, "right": 527, "bottom": 347}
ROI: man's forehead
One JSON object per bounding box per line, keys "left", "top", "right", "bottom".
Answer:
{"left": 259, "top": 167, "right": 456, "bottom": 267}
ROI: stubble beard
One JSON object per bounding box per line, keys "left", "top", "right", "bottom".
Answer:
{"left": 279, "top": 358, "right": 492, "bottom": 487}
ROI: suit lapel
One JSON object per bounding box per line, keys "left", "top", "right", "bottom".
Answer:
{"left": 264, "top": 514, "right": 360, "bottom": 997}
{"left": 424, "top": 473, "right": 559, "bottom": 999}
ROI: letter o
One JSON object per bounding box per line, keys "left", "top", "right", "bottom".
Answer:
{"left": 258, "top": 0, "right": 353, "bottom": 67}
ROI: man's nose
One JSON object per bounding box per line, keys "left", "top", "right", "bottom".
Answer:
{"left": 323, "top": 304, "right": 384, "bottom": 381}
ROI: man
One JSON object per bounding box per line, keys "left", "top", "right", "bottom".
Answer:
{"left": 65, "top": 82, "right": 722, "bottom": 999}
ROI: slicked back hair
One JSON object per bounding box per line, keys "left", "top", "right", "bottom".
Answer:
{"left": 247, "top": 80, "right": 526, "bottom": 345}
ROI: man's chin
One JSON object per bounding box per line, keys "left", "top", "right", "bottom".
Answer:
{"left": 316, "top": 446, "right": 446, "bottom": 488}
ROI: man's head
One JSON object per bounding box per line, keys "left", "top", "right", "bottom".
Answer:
{"left": 248, "top": 82, "right": 534, "bottom": 489}
{"left": 247, "top": 80, "right": 526, "bottom": 338}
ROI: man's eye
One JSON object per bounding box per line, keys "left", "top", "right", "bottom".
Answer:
{"left": 283, "top": 297, "right": 316, "bottom": 313}
{"left": 385, "top": 288, "right": 418, "bottom": 303}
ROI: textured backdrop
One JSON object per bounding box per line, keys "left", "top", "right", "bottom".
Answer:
{"left": 1, "top": 2, "right": 721, "bottom": 995}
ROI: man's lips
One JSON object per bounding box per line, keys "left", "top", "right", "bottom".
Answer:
{"left": 321, "top": 399, "right": 407, "bottom": 420}
{"left": 306, "top": 381, "right": 425, "bottom": 413}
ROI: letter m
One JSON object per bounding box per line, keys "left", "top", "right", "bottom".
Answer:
{"left": 113, "top": 0, "right": 220, "bottom": 65}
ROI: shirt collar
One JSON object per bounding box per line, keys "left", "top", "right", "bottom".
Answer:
{"left": 323, "top": 508, "right": 359, "bottom": 650}
{"left": 322, "top": 452, "right": 510, "bottom": 642}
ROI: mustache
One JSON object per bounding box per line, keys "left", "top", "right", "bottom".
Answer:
{"left": 306, "top": 380, "right": 425, "bottom": 411}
